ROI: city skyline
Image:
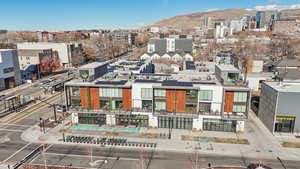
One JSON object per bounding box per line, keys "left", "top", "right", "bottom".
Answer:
{"left": 1, "top": 0, "right": 300, "bottom": 30}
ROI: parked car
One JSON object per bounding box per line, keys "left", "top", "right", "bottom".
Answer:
{"left": 40, "top": 80, "right": 50, "bottom": 85}
{"left": 56, "top": 105, "right": 67, "bottom": 112}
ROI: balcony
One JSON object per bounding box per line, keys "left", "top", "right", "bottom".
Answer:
{"left": 222, "top": 112, "right": 248, "bottom": 120}
{"left": 69, "top": 106, "right": 132, "bottom": 115}
{"left": 198, "top": 110, "right": 221, "bottom": 116}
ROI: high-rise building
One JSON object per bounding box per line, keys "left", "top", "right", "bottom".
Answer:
{"left": 203, "top": 17, "right": 215, "bottom": 29}
{"left": 271, "top": 12, "right": 281, "bottom": 21}
{"left": 256, "top": 11, "right": 267, "bottom": 29}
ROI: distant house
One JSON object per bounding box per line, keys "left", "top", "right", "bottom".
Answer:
{"left": 172, "top": 53, "right": 183, "bottom": 62}
{"left": 161, "top": 53, "right": 171, "bottom": 60}
{"left": 184, "top": 53, "right": 193, "bottom": 61}
{"left": 151, "top": 53, "right": 161, "bottom": 60}
{"left": 140, "top": 53, "right": 151, "bottom": 60}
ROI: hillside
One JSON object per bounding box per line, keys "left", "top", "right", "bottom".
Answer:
{"left": 146, "top": 8, "right": 300, "bottom": 30}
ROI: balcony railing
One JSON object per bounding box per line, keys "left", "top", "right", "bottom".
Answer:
{"left": 69, "top": 106, "right": 132, "bottom": 115}
{"left": 222, "top": 112, "right": 247, "bottom": 120}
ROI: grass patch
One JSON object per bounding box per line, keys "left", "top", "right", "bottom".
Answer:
{"left": 214, "top": 137, "right": 249, "bottom": 145}
{"left": 181, "top": 135, "right": 200, "bottom": 141}
{"left": 282, "top": 142, "right": 300, "bottom": 148}
{"left": 140, "top": 133, "right": 160, "bottom": 139}
{"left": 181, "top": 135, "right": 250, "bottom": 145}
{"left": 58, "top": 129, "right": 71, "bottom": 133}
{"left": 104, "top": 132, "right": 119, "bottom": 136}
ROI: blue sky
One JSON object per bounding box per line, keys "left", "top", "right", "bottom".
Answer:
{"left": 0, "top": 0, "right": 299, "bottom": 30}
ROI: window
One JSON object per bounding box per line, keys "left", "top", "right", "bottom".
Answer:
{"left": 185, "top": 104, "right": 197, "bottom": 113}
{"left": 100, "top": 88, "right": 122, "bottom": 98}
{"left": 3, "top": 67, "right": 14, "bottom": 74}
{"left": 142, "top": 100, "right": 152, "bottom": 110}
{"left": 234, "top": 92, "right": 247, "bottom": 102}
{"left": 228, "top": 73, "right": 239, "bottom": 81}
{"left": 186, "top": 90, "right": 198, "bottom": 98}
{"left": 199, "top": 103, "right": 211, "bottom": 112}
{"left": 198, "top": 90, "right": 212, "bottom": 101}
{"left": 71, "top": 87, "right": 80, "bottom": 96}
{"left": 154, "top": 89, "right": 166, "bottom": 97}
{"left": 233, "top": 105, "right": 246, "bottom": 112}
{"left": 141, "top": 88, "right": 153, "bottom": 99}
{"left": 155, "top": 101, "right": 166, "bottom": 111}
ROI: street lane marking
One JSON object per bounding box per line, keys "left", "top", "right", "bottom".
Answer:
{"left": 0, "top": 123, "right": 31, "bottom": 127}
{"left": 0, "top": 128, "right": 24, "bottom": 133}
{"left": 3, "top": 142, "right": 32, "bottom": 162}
{"left": 31, "top": 163, "right": 96, "bottom": 169}
{"left": 44, "top": 152, "right": 139, "bottom": 161}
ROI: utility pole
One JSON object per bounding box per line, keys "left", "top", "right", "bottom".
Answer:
{"left": 38, "top": 98, "right": 58, "bottom": 123}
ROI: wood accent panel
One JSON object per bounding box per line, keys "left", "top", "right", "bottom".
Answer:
{"left": 122, "top": 88, "right": 132, "bottom": 110}
{"left": 224, "top": 91, "right": 234, "bottom": 112}
{"left": 80, "top": 88, "right": 87, "bottom": 108}
{"left": 90, "top": 88, "right": 100, "bottom": 109}
{"left": 176, "top": 90, "right": 186, "bottom": 113}
{"left": 166, "top": 89, "right": 186, "bottom": 113}
{"left": 166, "top": 90, "right": 175, "bottom": 112}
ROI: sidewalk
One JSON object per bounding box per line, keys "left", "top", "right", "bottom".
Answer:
{"left": 20, "top": 116, "right": 300, "bottom": 162}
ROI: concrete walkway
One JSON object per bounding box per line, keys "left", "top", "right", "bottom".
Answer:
{"left": 20, "top": 114, "right": 300, "bottom": 162}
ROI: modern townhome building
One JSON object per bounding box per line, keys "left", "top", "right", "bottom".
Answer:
{"left": 18, "top": 49, "right": 61, "bottom": 81}
{"left": 147, "top": 38, "right": 193, "bottom": 53}
{"left": 258, "top": 81, "right": 300, "bottom": 133}
{"left": 0, "top": 49, "right": 21, "bottom": 90}
{"left": 64, "top": 60, "right": 251, "bottom": 132}
{"left": 17, "top": 42, "right": 84, "bottom": 68}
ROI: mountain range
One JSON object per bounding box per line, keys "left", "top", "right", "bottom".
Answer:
{"left": 146, "top": 6, "right": 300, "bottom": 30}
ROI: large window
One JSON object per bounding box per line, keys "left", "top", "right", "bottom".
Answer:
{"left": 275, "top": 116, "right": 295, "bottom": 133}
{"left": 199, "top": 103, "right": 211, "bottom": 112}
{"left": 185, "top": 104, "right": 197, "bottom": 113}
{"left": 100, "top": 100, "right": 123, "bottom": 110}
{"left": 198, "top": 90, "right": 213, "bottom": 101}
{"left": 116, "top": 115, "right": 148, "bottom": 127}
{"left": 71, "top": 87, "right": 80, "bottom": 96}
{"left": 3, "top": 67, "right": 14, "bottom": 74}
{"left": 155, "top": 101, "right": 166, "bottom": 111}
{"left": 154, "top": 89, "right": 166, "bottom": 98}
{"left": 233, "top": 105, "right": 246, "bottom": 113}
{"left": 158, "top": 116, "right": 193, "bottom": 130}
{"left": 141, "top": 88, "right": 153, "bottom": 99}
{"left": 100, "top": 88, "right": 122, "bottom": 98}
{"left": 234, "top": 92, "right": 247, "bottom": 102}
{"left": 186, "top": 90, "right": 198, "bottom": 99}
{"left": 78, "top": 113, "right": 106, "bottom": 125}
{"left": 228, "top": 73, "right": 239, "bottom": 81}
{"left": 203, "top": 118, "right": 236, "bottom": 132}
{"left": 142, "top": 100, "right": 152, "bottom": 110}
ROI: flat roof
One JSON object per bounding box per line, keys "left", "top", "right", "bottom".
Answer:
{"left": 0, "top": 49, "right": 15, "bottom": 52}
{"left": 265, "top": 81, "right": 300, "bottom": 93}
{"left": 79, "top": 62, "right": 107, "bottom": 69}
{"left": 216, "top": 64, "right": 239, "bottom": 72}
